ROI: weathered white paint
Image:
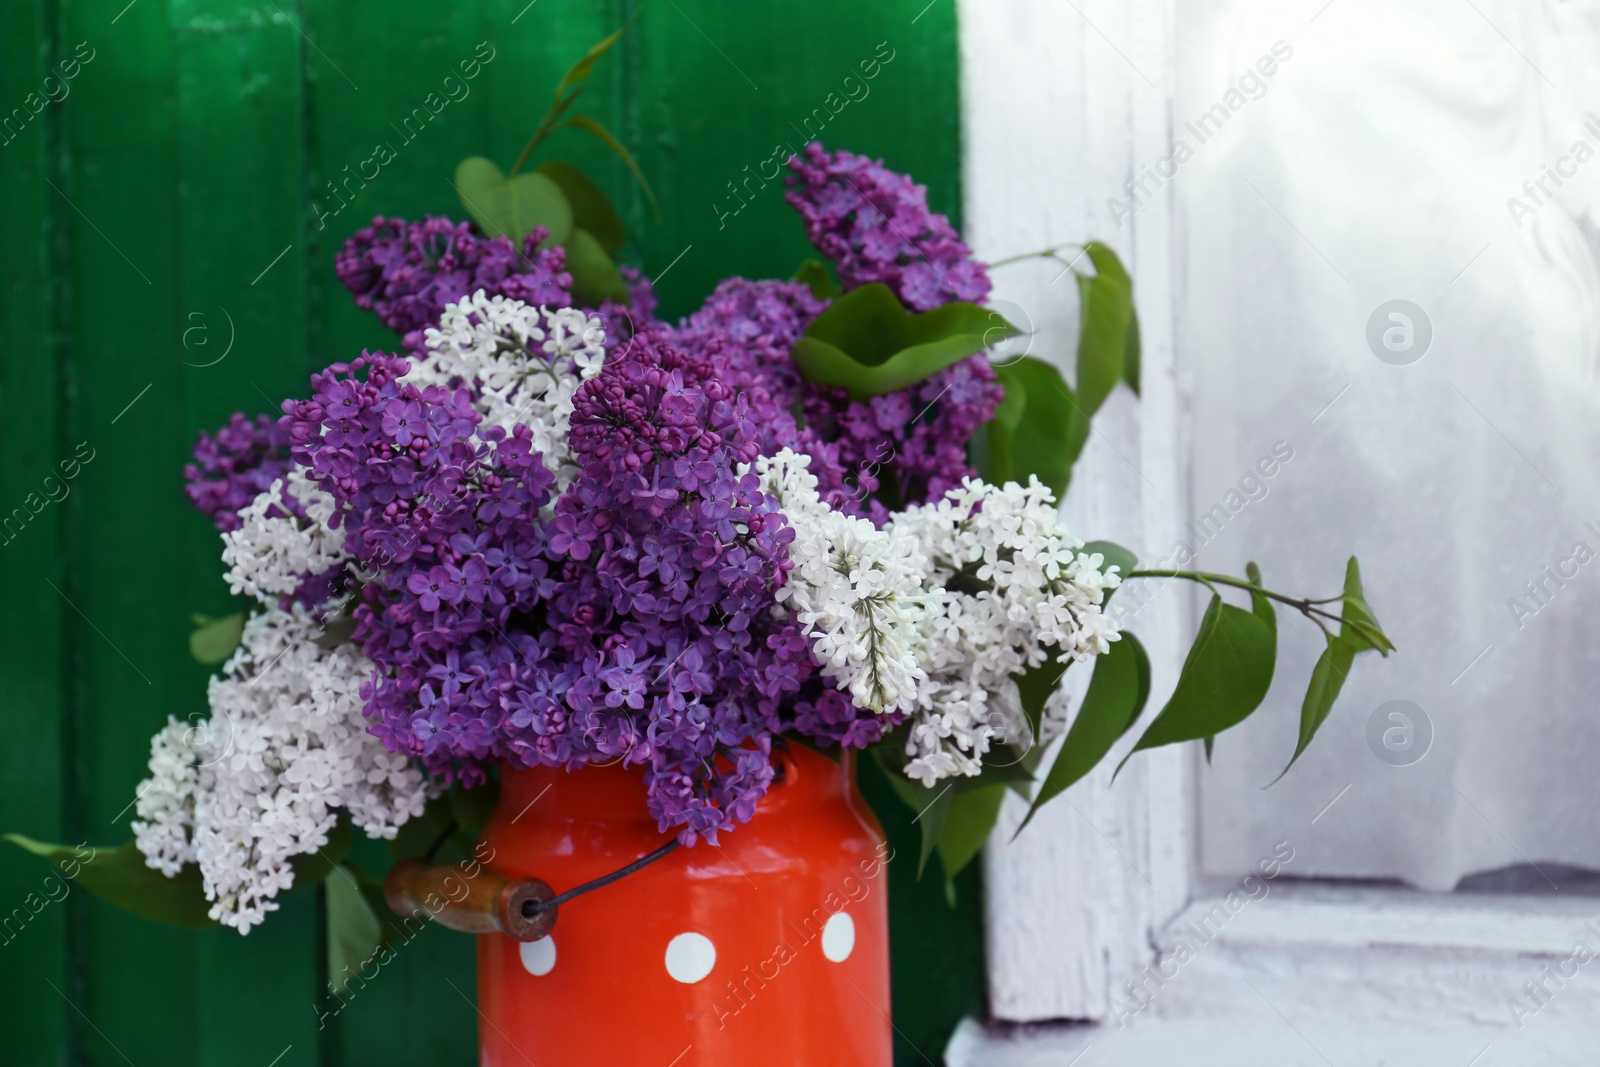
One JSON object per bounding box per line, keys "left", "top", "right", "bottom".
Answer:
{"left": 957, "top": 0, "right": 1600, "bottom": 1058}
{"left": 960, "top": 0, "right": 1193, "bottom": 1025}
{"left": 949, "top": 886, "right": 1600, "bottom": 1066}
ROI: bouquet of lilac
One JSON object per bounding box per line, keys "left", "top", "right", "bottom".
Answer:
{"left": 139, "top": 143, "right": 1130, "bottom": 930}
{"left": 9, "top": 34, "right": 1390, "bottom": 942}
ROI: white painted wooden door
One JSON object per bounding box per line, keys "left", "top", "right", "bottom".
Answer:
{"left": 954, "top": 0, "right": 1600, "bottom": 1062}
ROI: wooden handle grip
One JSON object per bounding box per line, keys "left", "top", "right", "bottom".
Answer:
{"left": 384, "top": 857, "right": 557, "bottom": 941}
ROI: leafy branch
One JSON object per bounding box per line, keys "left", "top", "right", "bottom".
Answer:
{"left": 1126, "top": 567, "right": 1395, "bottom": 654}
{"left": 452, "top": 13, "right": 658, "bottom": 306}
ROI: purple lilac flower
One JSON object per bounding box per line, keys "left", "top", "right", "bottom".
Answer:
{"left": 801, "top": 354, "right": 1004, "bottom": 524}
{"left": 785, "top": 142, "right": 992, "bottom": 312}
{"left": 671, "top": 276, "right": 1004, "bottom": 524}
{"left": 524, "top": 330, "right": 817, "bottom": 842}
{"left": 281, "top": 335, "right": 842, "bottom": 842}
{"left": 335, "top": 216, "right": 573, "bottom": 343}
{"left": 284, "top": 350, "right": 556, "bottom": 783}
{"left": 184, "top": 413, "right": 297, "bottom": 531}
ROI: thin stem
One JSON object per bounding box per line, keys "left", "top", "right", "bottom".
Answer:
{"left": 508, "top": 88, "right": 584, "bottom": 177}
{"left": 422, "top": 819, "right": 459, "bottom": 864}
{"left": 1125, "top": 569, "right": 1390, "bottom": 651}
{"left": 989, "top": 242, "right": 1082, "bottom": 269}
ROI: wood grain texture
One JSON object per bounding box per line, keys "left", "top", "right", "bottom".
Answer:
{"left": 0, "top": 0, "right": 70, "bottom": 1063}
{"left": 961, "top": 0, "right": 1193, "bottom": 1025}
{"left": 2, "top": 1, "right": 968, "bottom": 1062}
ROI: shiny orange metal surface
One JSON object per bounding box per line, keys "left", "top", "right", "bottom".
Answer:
{"left": 475, "top": 746, "right": 893, "bottom": 1066}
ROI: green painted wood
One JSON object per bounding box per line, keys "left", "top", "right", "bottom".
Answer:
{"left": 169, "top": 1, "right": 325, "bottom": 1063}
{"left": 0, "top": 1, "right": 71, "bottom": 1064}
{"left": 298, "top": 4, "right": 500, "bottom": 1060}
{"left": 62, "top": 0, "right": 203, "bottom": 1064}
{"left": 3, "top": 2, "right": 976, "bottom": 1062}
{"left": 627, "top": 1, "right": 963, "bottom": 320}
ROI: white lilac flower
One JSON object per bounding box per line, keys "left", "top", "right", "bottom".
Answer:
{"left": 750, "top": 449, "right": 930, "bottom": 714}
{"left": 132, "top": 605, "right": 428, "bottom": 932}
{"left": 219, "top": 468, "right": 348, "bottom": 602}
{"left": 759, "top": 449, "right": 1122, "bottom": 786}
{"left": 890, "top": 476, "right": 1121, "bottom": 784}
{"left": 404, "top": 289, "right": 606, "bottom": 488}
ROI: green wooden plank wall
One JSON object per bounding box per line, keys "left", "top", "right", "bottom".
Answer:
{"left": 0, "top": 2, "right": 980, "bottom": 1064}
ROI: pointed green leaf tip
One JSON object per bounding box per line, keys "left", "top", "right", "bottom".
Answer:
{"left": 1276, "top": 556, "right": 1395, "bottom": 779}
{"left": 1075, "top": 242, "right": 1136, "bottom": 415}
{"left": 791, "top": 283, "right": 1019, "bottom": 400}
{"left": 1018, "top": 631, "right": 1151, "bottom": 835}
{"left": 792, "top": 258, "right": 842, "bottom": 300}
{"left": 326, "top": 864, "right": 384, "bottom": 993}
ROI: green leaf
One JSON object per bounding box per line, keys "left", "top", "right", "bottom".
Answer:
{"left": 871, "top": 748, "right": 953, "bottom": 878}
{"left": 1277, "top": 633, "right": 1356, "bottom": 779}
{"left": 454, "top": 157, "right": 573, "bottom": 247}
{"left": 536, "top": 161, "right": 626, "bottom": 253}
{"left": 1012, "top": 650, "right": 1069, "bottom": 747}
{"left": 556, "top": 113, "right": 661, "bottom": 219}
{"left": 313, "top": 609, "right": 357, "bottom": 650}
{"left": 971, "top": 360, "right": 1028, "bottom": 484}
{"left": 791, "top": 284, "right": 1020, "bottom": 400}
{"left": 1119, "top": 587, "right": 1278, "bottom": 768}
{"left": 326, "top": 865, "right": 383, "bottom": 994}
{"left": 1124, "top": 308, "right": 1142, "bottom": 395}
{"left": 914, "top": 787, "right": 953, "bottom": 879}
{"left": 950, "top": 753, "right": 1036, "bottom": 794}
{"left": 189, "top": 612, "right": 244, "bottom": 665}
{"left": 936, "top": 785, "right": 1007, "bottom": 882}
{"left": 1337, "top": 556, "right": 1394, "bottom": 655}
{"left": 1020, "top": 633, "right": 1150, "bottom": 833}
{"left": 450, "top": 775, "right": 501, "bottom": 836}
{"left": 1081, "top": 540, "right": 1137, "bottom": 594}
{"left": 388, "top": 795, "right": 472, "bottom": 864}
{"left": 564, "top": 227, "right": 630, "bottom": 306}
{"left": 551, "top": 13, "right": 635, "bottom": 109}
{"left": 4, "top": 835, "right": 216, "bottom": 929}
{"left": 1075, "top": 242, "right": 1135, "bottom": 416}
{"left": 792, "top": 258, "right": 841, "bottom": 301}
{"left": 980, "top": 357, "right": 1089, "bottom": 500}
{"left": 1275, "top": 556, "right": 1392, "bottom": 778}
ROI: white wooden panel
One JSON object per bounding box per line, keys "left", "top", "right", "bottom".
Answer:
{"left": 960, "top": 0, "right": 1190, "bottom": 1023}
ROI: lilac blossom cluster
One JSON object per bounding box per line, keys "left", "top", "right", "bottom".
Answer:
{"left": 276, "top": 330, "right": 851, "bottom": 842}
{"left": 166, "top": 142, "right": 1014, "bottom": 849}
{"left": 785, "top": 141, "right": 993, "bottom": 312}
{"left": 528, "top": 332, "right": 817, "bottom": 840}
{"left": 669, "top": 275, "right": 1002, "bottom": 524}
{"left": 184, "top": 413, "right": 297, "bottom": 532}
{"left": 283, "top": 351, "right": 556, "bottom": 783}
{"left": 800, "top": 356, "right": 1003, "bottom": 523}
{"left": 334, "top": 215, "right": 572, "bottom": 344}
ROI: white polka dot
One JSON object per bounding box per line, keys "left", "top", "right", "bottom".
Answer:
{"left": 664, "top": 932, "right": 716, "bottom": 984}
{"left": 519, "top": 936, "right": 556, "bottom": 976}
{"left": 822, "top": 912, "right": 855, "bottom": 962}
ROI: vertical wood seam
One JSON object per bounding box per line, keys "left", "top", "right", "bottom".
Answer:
{"left": 43, "top": 0, "right": 86, "bottom": 1058}
{"left": 291, "top": 5, "right": 333, "bottom": 1065}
